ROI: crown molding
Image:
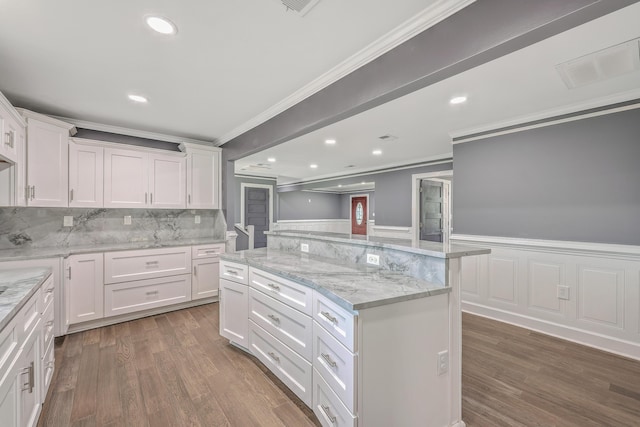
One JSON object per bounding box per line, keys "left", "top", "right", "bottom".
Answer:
{"left": 218, "top": 0, "right": 476, "bottom": 145}
{"left": 17, "top": 108, "right": 76, "bottom": 132}
{"left": 0, "top": 92, "right": 26, "bottom": 128}
{"left": 450, "top": 88, "right": 640, "bottom": 144}
{"left": 49, "top": 115, "right": 216, "bottom": 147}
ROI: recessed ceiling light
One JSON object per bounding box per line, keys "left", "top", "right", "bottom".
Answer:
{"left": 361, "top": 181, "right": 366, "bottom": 184}
{"left": 267, "top": 157, "right": 276, "bottom": 162}
{"left": 146, "top": 16, "right": 177, "bottom": 35}
{"left": 372, "top": 149, "right": 382, "bottom": 155}
{"left": 325, "top": 139, "right": 336, "bottom": 145}
{"left": 449, "top": 95, "right": 467, "bottom": 105}
{"left": 310, "top": 164, "right": 318, "bottom": 169}
{"left": 128, "top": 94, "right": 148, "bottom": 103}
{"left": 338, "top": 184, "right": 342, "bottom": 188}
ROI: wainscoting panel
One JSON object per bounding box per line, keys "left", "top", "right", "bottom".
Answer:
{"left": 273, "top": 219, "right": 350, "bottom": 234}
{"left": 453, "top": 234, "right": 640, "bottom": 360}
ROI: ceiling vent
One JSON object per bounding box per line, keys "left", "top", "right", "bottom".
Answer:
{"left": 276, "top": 0, "right": 321, "bottom": 16}
{"left": 556, "top": 38, "right": 640, "bottom": 89}
{"left": 378, "top": 134, "right": 398, "bottom": 141}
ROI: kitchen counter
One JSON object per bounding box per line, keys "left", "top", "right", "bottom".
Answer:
{"left": 0, "top": 267, "right": 52, "bottom": 331}
{"left": 0, "top": 237, "right": 227, "bottom": 262}
{"left": 221, "top": 247, "right": 449, "bottom": 311}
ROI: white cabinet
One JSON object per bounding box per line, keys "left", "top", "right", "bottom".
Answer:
{"left": 104, "top": 246, "right": 190, "bottom": 284}
{"left": 0, "top": 111, "right": 19, "bottom": 164}
{"left": 219, "top": 273, "right": 249, "bottom": 348}
{"left": 104, "top": 274, "right": 191, "bottom": 317}
{"left": 0, "top": 356, "right": 19, "bottom": 427}
{"left": 65, "top": 253, "right": 104, "bottom": 325}
{"left": 192, "top": 244, "right": 224, "bottom": 301}
{"left": 19, "top": 327, "right": 41, "bottom": 427}
{"left": 148, "top": 153, "right": 186, "bottom": 209}
{"left": 68, "top": 140, "right": 103, "bottom": 207}
{"left": 181, "top": 143, "right": 220, "bottom": 209}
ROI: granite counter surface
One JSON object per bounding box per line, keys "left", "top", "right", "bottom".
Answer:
{"left": 0, "top": 238, "right": 227, "bottom": 262}
{"left": 221, "top": 248, "right": 450, "bottom": 311}
{"left": 0, "top": 267, "right": 52, "bottom": 332}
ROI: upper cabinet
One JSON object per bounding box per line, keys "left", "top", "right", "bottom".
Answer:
{"left": 181, "top": 143, "right": 221, "bottom": 209}
{"left": 69, "top": 139, "right": 103, "bottom": 208}
{"left": 0, "top": 92, "right": 26, "bottom": 206}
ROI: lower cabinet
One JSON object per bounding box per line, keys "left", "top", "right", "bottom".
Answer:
{"left": 219, "top": 278, "right": 249, "bottom": 348}
{"left": 191, "top": 244, "right": 224, "bottom": 301}
{"left": 19, "top": 327, "right": 41, "bottom": 427}
{"left": 66, "top": 253, "right": 104, "bottom": 325}
{"left": 104, "top": 274, "right": 191, "bottom": 317}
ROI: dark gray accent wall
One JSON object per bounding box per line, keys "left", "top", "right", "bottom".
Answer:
{"left": 278, "top": 191, "right": 342, "bottom": 221}
{"left": 75, "top": 129, "right": 180, "bottom": 151}
{"left": 452, "top": 108, "right": 640, "bottom": 245}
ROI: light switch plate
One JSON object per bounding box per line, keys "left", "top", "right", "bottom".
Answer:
{"left": 123, "top": 215, "right": 132, "bottom": 225}
{"left": 557, "top": 285, "right": 570, "bottom": 300}
{"left": 437, "top": 350, "right": 449, "bottom": 375}
{"left": 195, "top": 215, "right": 201, "bottom": 224}
{"left": 300, "top": 243, "right": 309, "bottom": 253}
{"left": 63, "top": 216, "right": 73, "bottom": 227}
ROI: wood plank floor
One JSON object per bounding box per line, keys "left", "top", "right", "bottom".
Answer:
{"left": 38, "top": 305, "right": 640, "bottom": 427}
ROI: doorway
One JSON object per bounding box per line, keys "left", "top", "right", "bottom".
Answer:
{"left": 411, "top": 171, "right": 452, "bottom": 242}
{"left": 240, "top": 183, "right": 273, "bottom": 249}
{"left": 350, "top": 195, "right": 368, "bottom": 235}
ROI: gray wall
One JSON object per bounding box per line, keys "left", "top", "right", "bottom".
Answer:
{"left": 452, "top": 108, "right": 640, "bottom": 245}
{"left": 74, "top": 129, "right": 180, "bottom": 151}
{"left": 232, "top": 176, "right": 277, "bottom": 226}
{"left": 278, "top": 191, "right": 342, "bottom": 220}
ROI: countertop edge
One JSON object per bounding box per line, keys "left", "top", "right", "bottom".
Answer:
{"left": 0, "top": 268, "right": 52, "bottom": 332}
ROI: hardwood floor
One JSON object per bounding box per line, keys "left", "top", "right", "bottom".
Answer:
{"left": 38, "top": 305, "right": 640, "bottom": 427}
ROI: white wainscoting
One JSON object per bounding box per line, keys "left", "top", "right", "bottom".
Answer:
{"left": 369, "top": 224, "right": 414, "bottom": 240}
{"left": 273, "top": 219, "right": 350, "bottom": 234}
{"left": 453, "top": 234, "right": 640, "bottom": 361}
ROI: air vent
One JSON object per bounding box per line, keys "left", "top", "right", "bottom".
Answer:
{"left": 378, "top": 134, "right": 398, "bottom": 141}
{"left": 276, "top": 0, "right": 321, "bottom": 16}
{"left": 345, "top": 164, "right": 356, "bottom": 168}
{"left": 556, "top": 39, "right": 640, "bottom": 89}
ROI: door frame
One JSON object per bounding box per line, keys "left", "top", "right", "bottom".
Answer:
{"left": 349, "top": 193, "right": 369, "bottom": 235}
{"left": 240, "top": 183, "right": 273, "bottom": 230}
{"left": 411, "top": 171, "right": 452, "bottom": 242}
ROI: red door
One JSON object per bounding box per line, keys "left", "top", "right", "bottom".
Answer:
{"left": 351, "top": 196, "right": 367, "bottom": 235}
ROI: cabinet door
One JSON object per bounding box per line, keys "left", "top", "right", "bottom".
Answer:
{"left": 148, "top": 153, "right": 186, "bottom": 209}
{"left": 187, "top": 149, "right": 219, "bottom": 209}
{"left": 0, "top": 358, "right": 19, "bottom": 427}
{"left": 66, "top": 253, "right": 104, "bottom": 325}
{"left": 1, "top": 113, "right": 19, "bottom": 164}
{"left": 69, "top": 142, "right": 103, "bottom": 207}
{"left": 192, "top": 257, "right": 220, "bottom": 300}
{"left": 104, "top": 148, "right": 148, "bottom": 208}
{"left": 13, "top": 122, "right": 26, "bottom": 206}
{"left": 219, "top": 278, "right": 248, "bottom": 348}
{"left": 26, "top": 119, "right": 68, "bottom": 207}
{"left": 19, "top": 328, "right": 41, "bottom": 427}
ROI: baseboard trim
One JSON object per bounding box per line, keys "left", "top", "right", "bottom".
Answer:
{"left": 462, "top": 301, "right": 640, "bottom": 361}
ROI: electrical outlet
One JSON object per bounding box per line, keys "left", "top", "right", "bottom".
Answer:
{"left": 437, "top": 350, "right": 449, "bottom": 375}
{"left": 557, "top": 285, "right": 570, "bottom": 300}
{"left": 123, "top": 215, "right": 132, "bottom": 225}
{"left": 63, "top": 216, "right": 73, "bottom": 227}
{"left": 366, "top": 253, "right": 379, "bottom": 266}
{"left": 195, "top": 215, "right": 201, "bottom": 224}
{"left": 300, "top": 243, "right": 309, "bottom": 253}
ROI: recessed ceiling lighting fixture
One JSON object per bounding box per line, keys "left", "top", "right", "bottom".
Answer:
{"left": 325, "top": 139, "right": 336, "bottom": 145}
{"left": 310, "top": 164, "right": 318, "bottom": 169}
{"left": 146, "top": 16, "right": 177, "bottom": 35}
{"left": 267, "top": 157, "right": 276, "bottom": 162}
{"left": 128, "top": 94, "right": 148, "bottom": 103}
{"left": 361, "top": 181, "right": 366, "bottom": 184}
{"left": 449, "top": 95, "right": 467, "bottom": 105}
{"left": 372, "top": 149, "right": 382, "bottom": 155}
{"left": 338, "top": 184, "right": 342, "bottom": 188}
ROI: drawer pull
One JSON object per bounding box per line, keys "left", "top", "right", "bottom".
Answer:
{"left": 205, "top": 250, "right": 217, "bottom": 254}
{"left": 45, "top": 287, "right": 54, "bottom": 294}
{"left": 267, "top": 314, "right": 280, "bottom": 323}
{"left": 321, "top": 311, "right": 337, "bottom": 324}
{"left": 227, "top": 269, "right": 238, "bottom": 276}
{"left": 267, "top": 283, "right": 280, "bottom": 291}
{"left": 321, "top": 405, "right": 337, "bottom": 424}
{"left": 321, "top": 352, "right": 337, "bottom": 367}
{"left": 46, "top": 320, "right": 54, "bottom": 327}
{"left": 145, "top": 261, "right": 159, "bottom": 265}
{"left": 267, "top": 351, "right": 280, "bottom": 362}
{"left": 20, "top": 362, "right": 34, "bottom": 393}
{"left": 146, "top": 290, "right": 159, "bottom": 295}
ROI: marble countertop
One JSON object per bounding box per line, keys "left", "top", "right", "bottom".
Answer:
{"left": 221, "top": 248, "right": 450, "bottom": 312}
{"left": 0, "top": 237, "right": 227, "bottom": 262}
{"left": 266, "top": 230, "right": 490, "bottom": 259}
{"left": 0, "top": 267, "right": 52, "bottom": 332}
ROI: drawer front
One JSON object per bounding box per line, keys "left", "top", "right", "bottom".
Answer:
{"left": 104, "top": 274, "right": 191, "bottom": 317}
{"left": 313, "top": 292, "right": 356, "bottom": 352}
{"left": 192, "top": 244, "right": 225, "bottom": 259}
{"left": 43, "top": 337, "right": 55, "bottom": 396}
{"left": 104, "top": 247, "right": 191, "bottom": 284}
{"left": 249, "top": 288, "right": 312, "bottom": 361}
{"left": 0, "top": 317, "right": 19, "bottom": 383}
{"left": 313, "top": 321, "right": 356, "bottom": 412}
{"left": 41, "top": 275, "right": 55, "bottom": 311}
{"left": 249, "top": 321, "right": 312, "bottom": 407}
{"left": 42, "top": 301, "right": 55, "bottom": 353}
{"left": 20, "top": 289, "right": 41, "bottom": 339}
{"left": 219, "top": 260, "right": 248, "bottom": 285}
{"left": 313, "top": 368, "right": 356, "bottom": 427}
{"left": 250, "top": 268, "right": 312, "bottom": 316}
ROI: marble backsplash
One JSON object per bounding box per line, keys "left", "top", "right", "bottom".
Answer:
{"left": 267, "top": 235, "right": 446, "bottom": 286}
{"left": 0, "top": 207, "right": 227, "bottom": 250}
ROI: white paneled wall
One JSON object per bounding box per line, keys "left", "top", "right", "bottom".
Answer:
{"left": 273, "top": 220, "right": 350, "bottom": 234}
{"left": 454, "top": 235, "right": 640, "bottom": 360}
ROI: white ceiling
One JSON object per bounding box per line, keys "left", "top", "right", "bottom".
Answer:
{"left": 0, "top": 0, "right": 441, "bottom": 142}
{"left": 236, "top": 2, "right": 640, "bottom": 185}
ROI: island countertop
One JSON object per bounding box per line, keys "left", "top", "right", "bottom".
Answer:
{"left": 0, "top": 267, "right": 52, "bottom": 332}
{"left": 221, "top": 248, "right": 450, "bottom": 312}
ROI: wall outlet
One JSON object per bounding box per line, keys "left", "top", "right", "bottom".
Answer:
{"left": 366, "top": 253, "right": 379, "bottom": 266}
{"left": 437, "top": 350, "right": 449, "bottom": 375}
{"left": 195, "top": 215, "right": 201, "bottom": 224}
{"left": 123, "top": 215, "right": 132, "bottom": 225}
{"left": 557, "top": 285, "right": 570, "bottom": 300}
{"left": 63, "top": 216, "right": 73, "bottom": 227}
{"left": 300, "top": 243, "right": 309, "bottom": 253}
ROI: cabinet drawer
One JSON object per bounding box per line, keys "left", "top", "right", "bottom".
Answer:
{"left": 249, "top": 288, "right": 312, "bottom": 361}
{"left": 42, "top": 300, "right": 55, "bottom": 353}
{"left": 43, "top": 337, "right": 55, "bottom": 396}
{"left": 104, "top": 247, "right": 191, "bottom": 284}
{"left": 313, "top": 368, "right": 356, "bottom": 427}
{"left": 248, "top": 321, "right": 312, "bottom": 407}
{"left": 219, "top": 260, "right": 248, "bottom": 285}
{"left": 20, "top": 289, "right": 41, "bottom": 340}
{"left": 0, "top": 317, "right": 19, "bottom": 383}
{"left": 104, "top": 274, "right": 191, "bottom": 317}
{"left": 41, "top": 275, "right": 55, "bottom": 310}
{"left": 313, "top": 292, "right": 357, "bottom": 352}
{"left": 192, "top": 244, "right": 225, "bottom": 259}
{"left": 313, "top": 321, "right": 356, "bottom": 412}
{"left": 250, "top": 268, "right": 312, "bottom": 316}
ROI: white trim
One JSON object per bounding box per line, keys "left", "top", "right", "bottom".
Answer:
{"left": 240, "top": 183, "right": 274, "bottom": 231}
{"left": 349, "top": 193, "right": 370, "bottom": 235}
{"left": 0, "top": 91, "right": 26, "bottom": 127}
{"left": 50, "top": 115, "right": 216, "bottom": 146}
{"left": 451, "top": 234, "right": 640, "bottom": 260}
{"left": 16, "top": 108, "right": 76, "bottom": 131}
{"left": 276, "top": 219, "right": 347, "bottom": 223}
{"left": 234, "top": 174, "right": 278, "bottom": 182}
{"left": 462, "top": 302, "right": 639, "bottom": 361}
{"left": 178, "top": 142, "right": 220, "bottom": 152}
{"left": 369, "top": 225, "right": 414, "bottom": 240}
{"left": 411, "top": 171, "right": 453, "bottom": 242}
{"left": 219, "top": 0, "right": 475, "bottom": 145}
{"left": 450, "top": 89, "right": 640, "bottom": 143}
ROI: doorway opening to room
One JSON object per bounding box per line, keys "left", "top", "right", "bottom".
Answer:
{"left": 350, "top": 194, "right": 369, "bottom": 235}
{"left": 241, "top": 183, "right": 273, "bottom": 248}
{"left": 412, "top": 171, "right": 452, "bottom": 243}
